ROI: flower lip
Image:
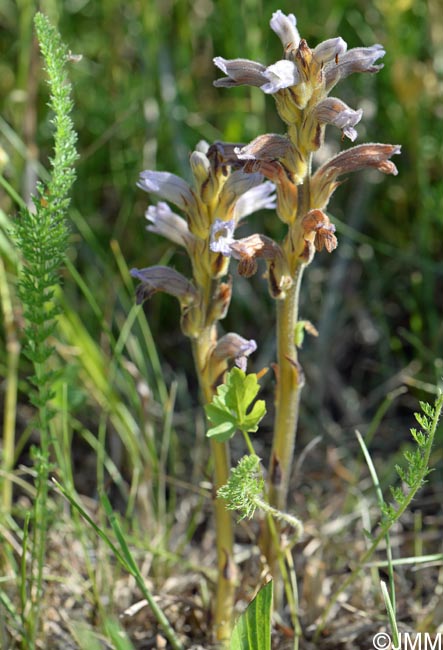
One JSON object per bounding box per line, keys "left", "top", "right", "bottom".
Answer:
{"left": 314, "top": 98, "right": 363, "bottom": 142}
{"left": 261, "top": 60, "right": 300, "bottom": 94}
{"left": 234, "top": 133, "right": 292, "bottom": 161}
{"left": 210, "top": 219, "right": 236, "bottom": 257}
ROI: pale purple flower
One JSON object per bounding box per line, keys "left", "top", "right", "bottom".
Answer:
{"left": 213, "top": 57, "right": 267, "bottom": 88}
{"left": 233, "top": 181, "right": 276, "bottom": 221}
{"left": 324, "top": 45, "right": 386, "bottom": 91}
{"left": 210, "top": 219, "right": 236, "bottom": 257}
{"left": 213, "top": 56, "right": 299, "bottom": 95}
{"left": 216, "top": 170, "right": 264, "bottom": 218}
{"left": 137, "top": 170, "right": 199, "bottom": 214}
{"left": 145, "top": 202, "right": 195, "bottom": 249}
{"left": 212, "top": 333, "right": 257, "bottom": 369}
{"left": 130, "top": 265, "right": 197, "bottom": 305}
{"left": 234, "top": 134, "right": 292, "bottom": 161}
{"left": 261, "top": 60, "right": 300, "bottom": 94}
{"left": 313, "top": 37, "right": 347, "bottom": 65}
{"left": 314, "top": 98, "right": 363, "bottom": 141}
{"left": 270, "top": 10, "right": 300, "bottom": 51}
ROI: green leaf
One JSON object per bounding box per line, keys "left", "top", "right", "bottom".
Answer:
{"left": 206, "top": 420, "right": 237, "bottom": 442}
{"left": 230, "top": 581, "right": 273, "bottom": 650}
{"left": 204, "top": 368, "right": 266, "bottom": 442}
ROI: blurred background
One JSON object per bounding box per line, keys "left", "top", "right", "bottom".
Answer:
{"left": 1, "top": 0, "right": 442, "bottom": 483}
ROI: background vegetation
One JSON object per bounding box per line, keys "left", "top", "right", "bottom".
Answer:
{"left": 0, "top": 0, "right": 442, "bottom": 647}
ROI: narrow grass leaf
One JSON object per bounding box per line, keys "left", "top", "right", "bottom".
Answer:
{"left": 380, "top": 580, "right": 399, "bottom": 647}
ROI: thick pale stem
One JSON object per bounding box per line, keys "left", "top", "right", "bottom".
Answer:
{"left": 263, "top": 162, "right": 311, "bottom": 574}
{"left": 268, "top": 268, "right": 304, "bottom": 512}
{"left": 192, "top": 329, "right": 235, "bottom": 644}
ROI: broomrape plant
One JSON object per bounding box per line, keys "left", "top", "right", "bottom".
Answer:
{"left": 131, "top": 9, "right": 400, "bottom": 644}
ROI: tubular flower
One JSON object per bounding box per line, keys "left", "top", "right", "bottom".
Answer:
{"left": 310, "top": 98, "right": 363, "bottom": 144}
{"left": 130, "top": 266, "right": 197, "bottom": 306}
{"left": 270, "top": 10, "right": 300, "bottom": 53}
{"left": 208, "top": 332, "right": 258, "bottom": 385}
{"left": 146, "top": 202, "right": 195, "bottom": 252}
{"left": 311, "top": 143, "right": 401, "bottom": 210}
{"left": 212, "top": 333, "right": 257, "bottom": 369}
{"left": 138, "top": 171, "right": 199, "bottom": 216}
{"left": 211, "top": 222, "right": 292, "bottom": 298}
{"left": 324, "top": 45, "right": 386, "bottom": 92}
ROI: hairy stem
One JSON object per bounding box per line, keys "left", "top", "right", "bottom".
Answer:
{"left": 268, "top": 268, "right": 304, "bottom": 512}
{"left": 262, "top": 163, "right": 311, "bottom": 586}
{"left": 270, "top": 162, "right": 311, "bottom": 512}
{"left": 192, "top": 328, "right": 235, "bottom": 644}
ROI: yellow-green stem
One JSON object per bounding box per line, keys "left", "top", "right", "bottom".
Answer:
{"left": 192, "top": 329, "right": 235, "bottom": 644}
{"left": 268, "top": 268, "right": 304, "bottom": 512}
{"left": 0, "top": 258, "right": 20, "bottom": 516}
{"left": 263, "top": 160, "right": 311, "bottom": 579}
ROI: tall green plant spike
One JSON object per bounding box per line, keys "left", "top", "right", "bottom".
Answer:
{"left": 9, "top": 14, "right": 79, "bottom": 647}
{"left": 13, "top": 12, "right": 78, "bottom": 372}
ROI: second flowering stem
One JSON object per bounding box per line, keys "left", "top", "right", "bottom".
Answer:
{"left": 192, "top": 329, "right": 236, "bottom": 644}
